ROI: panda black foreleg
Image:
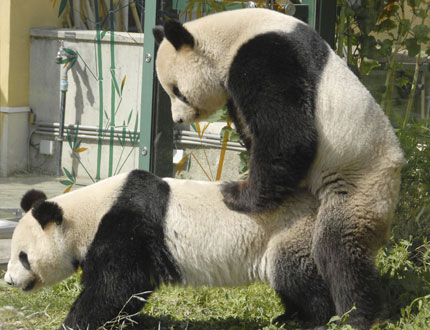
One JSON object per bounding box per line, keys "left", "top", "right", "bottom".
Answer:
{"left": 221, "top": 131, "right": 316, "bottom": 214}
{"left": 312, "top": 198, "right": 382, "bottom": 330}
{"left": 61, "top": 282, "right": 152, "bottom": 330}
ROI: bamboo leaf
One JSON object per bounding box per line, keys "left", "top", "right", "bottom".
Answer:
{"left": 128, "top": 130, "right": 133, "bottom": 144}
{"left": 413, "top": 24, "right": 430, "bottom": 43}
{"left": 201, "top": 122, "right": 210, "bottom": 136}
{"left": 121, "top": 75, "right": 127, "bottom": 95}
{"left": 63, "top": 48, "right": 77, "bottom": 56}
{"left": 66, "top": 129, "right": 73, "bottom": 150}
{"left": 101, "top": 29, "right": 108, "bottom": 39}
{"left": 220, "top": 126, "right": 232, "bottom": 141}
{"left": 60, "top": 180, "right": 74, "bottom": 186}
{"left": 239, "top": 151, "right": 249, "bottom": 175}
{"left": 104, "top": 110, "right": 110, "bottom": 120}
{"left": 174, "top": 154, "right": 190, "bottom": 175}
{"left": 229, "top": 129, "right": 242, "bottom": 142}
{"left": 127, "top": 111, "right": 133, "bottom": 125}
{"left": 68, "top": 0, "right": 74, "bottom": 23}
{"left": 195, "top": 122, "right": 202, "bottom": 138}
{"left": 405, "top": 38, "right": 420, "bottom": 57}
{"left": 116, "top": 134, "right": 124, "bottom": 147}
{"left": 110, "top": 69, "right": 121, "bottom": 96}
{"left": 63, "top": 184, "right": 73, "bottom": 194}
{"left": 206, "top": 108, "right": 227, "bottom": 122}
{"left": 59, "top": 58, "right": 70, "bottom": 65}
{"left": 73, "top": 122, "right": 80, "bottom": 148}
{"left": 360, "top": 58, "right": 381, "bottom": 76}
{"left": 75, "top": 140, "right": 82, "bottom": 151}
{"left": 63, "top": 167, "right": 75, "bottom": 182}
{"left": 191, "top": 123, "right": 197, "bottom": 132}
{"left": 69, "top": 57, "right": 78, "bottom": 69}
{"left": 58, "top": 0, "right": 68, "bottom": 17}
{"left": 132, "top": 114, "right": 139, "bottom": 143}
{"left": 74, "top": 147, "right": 88, "bottom": 153}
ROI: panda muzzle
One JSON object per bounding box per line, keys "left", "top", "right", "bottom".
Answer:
{"left": 23, "top": 279, "right": 36, "bottom": 291}
{"left": 4, "top": 272, "right": 37, "bottom": 291}
{"left": 4, "top": 271, "right": 14, "bottom": 286}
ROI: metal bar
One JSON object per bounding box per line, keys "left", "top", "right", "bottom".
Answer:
{"left": 138, "top": 0, "right": 158, "bottom": 171}
{"left": 56, "top": 90, "right": 67, "bottom": 177}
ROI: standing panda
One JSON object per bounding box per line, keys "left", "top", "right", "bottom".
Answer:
{"left": 5, "top": 170, "right": 334, "bottom": 330}
{"left": 153, "top": 8, "right": 405, "bottom": 330}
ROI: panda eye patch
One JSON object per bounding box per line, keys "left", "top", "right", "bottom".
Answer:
{"left": 19, "top": 251, "right": 31, "bottom": 270}
{"left": 172, "top": 86, "right": 189, "bottom": 105}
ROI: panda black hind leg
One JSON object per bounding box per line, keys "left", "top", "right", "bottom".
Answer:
{"left": 270, "top": 216, "right": 335, "bottom": 329}
{"left": 311, "top": 194, "right": 384, "bottom": 330}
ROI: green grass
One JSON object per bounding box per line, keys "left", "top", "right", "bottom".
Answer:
{"left": 0, "top": 275, "right": 291, "bottom": 330}
{"left": 1, "top": 250, "right": 430, "bottom": 330}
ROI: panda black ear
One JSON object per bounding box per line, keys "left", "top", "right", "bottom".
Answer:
{"left": 153, "top": 25, "right": 165, "bottom": 45}
{"left": 163, "top": 20, "right": 194, "bottom": 50}
{"left": 21, "top": 189, "right": 47, "bottom": 212}
{"left": 32, "top": 201, "right": 63, "bottom": 230}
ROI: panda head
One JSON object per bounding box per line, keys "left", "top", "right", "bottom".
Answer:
{"left": 153, "top": 20, "right": 228, "bottom": 123}
{"left": 4, "top": 189, "right": 78, "bottom": 292}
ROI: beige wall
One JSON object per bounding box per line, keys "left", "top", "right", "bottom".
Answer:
{"left": 1, "top": 0, "right": 59, "bottom": 107}
{"left": 0, "top": 0, "right": 60, "bottom": 176}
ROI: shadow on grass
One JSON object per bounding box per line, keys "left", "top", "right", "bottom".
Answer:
{"left": 131, "top": 314, "right": 281, "bottom": 330}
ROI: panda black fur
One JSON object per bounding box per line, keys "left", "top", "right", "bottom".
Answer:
{"left": 153, "top": 8, "right": 405, "bottom": 329}
{"left": 5, "top": 170, "right": 334, "bottom": 330}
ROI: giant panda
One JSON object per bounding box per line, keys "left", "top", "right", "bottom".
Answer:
{"left": 152, "top": 8, "right": 405, "bottom": 330}
{"left": 4, "top": 169, "right": 335, "bottom": 330}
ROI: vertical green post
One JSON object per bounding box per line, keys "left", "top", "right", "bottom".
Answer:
{"left": 108, "top": 0, "right": 115, "bottom": 177}
{"left": 302, "top": 0, "right": 316, "bottom": 29}
{"left": 139, "top": 0, "right": 158, "bottom": 171}
{"left": 317, "top": 0, "right": 336, "bottom": 49}
{"left": 94, "top": 0, "right": 104, "bottom": 181}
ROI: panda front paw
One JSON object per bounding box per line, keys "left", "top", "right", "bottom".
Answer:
{"left": 221, "top": 181, "right": 255, "bottom": 213}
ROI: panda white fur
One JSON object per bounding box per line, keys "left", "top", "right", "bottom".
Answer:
{"left": 5, "top": 170, "right": 331, "bottom": 330}
{"left": 153, "top": 8, "right": 405, "bottom": 329}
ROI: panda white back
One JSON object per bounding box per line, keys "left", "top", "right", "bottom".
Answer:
{"left": 163, "top": 178, "right": 318, "bottom": 287}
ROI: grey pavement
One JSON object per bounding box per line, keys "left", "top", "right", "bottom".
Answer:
{"left": 0, "top": 174, "right": 92, "bottom": 271}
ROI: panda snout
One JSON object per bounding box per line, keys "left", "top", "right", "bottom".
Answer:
{"left": 4, "top": 272, "right": 14, "bottom": 286}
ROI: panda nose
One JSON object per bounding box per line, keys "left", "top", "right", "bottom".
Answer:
{"left": 4, "top": 272, "right": 14, "bottom": 286}
{"left": 178, "top": 118, "right": 183, "bottom": 123}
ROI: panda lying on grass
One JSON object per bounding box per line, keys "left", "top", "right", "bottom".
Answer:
{"left": 5, "top": 170, "right": 336, "bottom": 330}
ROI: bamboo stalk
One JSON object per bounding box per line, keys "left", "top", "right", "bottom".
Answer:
{"left": 108, "top": 0, "right": 116, "bottom": 177}
{"left": 130, "top": 0, "right": 143, "bottom": 33}
{"left": 337, "top": 0, "right": 346, "bottom": 57}
{"left": 94, "top": 0, "right": 104, "bottom": 181}
{"left": 403, "top": 51, "right": 421, "bottom": 128}
{"left": 216, "top": 121, "right": 232, "bottom": 181}
{"left": 121, "top": 0, "right": 128, "bottom": 31}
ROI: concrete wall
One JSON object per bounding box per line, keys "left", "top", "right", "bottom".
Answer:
{"left": 28, "top": 28, "right": 144, "bottom": 180}
{"left": 0, "top": 0, "right": 59, "bottom": 176}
